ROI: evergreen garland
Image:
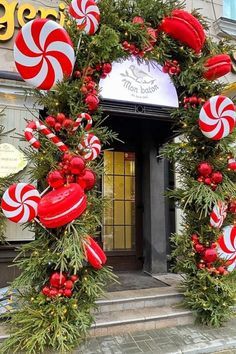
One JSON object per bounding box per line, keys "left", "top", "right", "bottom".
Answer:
{"left": 1, "top": 0, "right": 236, "bottom": 353}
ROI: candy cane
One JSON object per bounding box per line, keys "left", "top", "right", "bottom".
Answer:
{"left": 72, "top": 113, "right": 93, "bottom": 132}
{"left": 24, "top": 120, "right": 69, "bottom": 152}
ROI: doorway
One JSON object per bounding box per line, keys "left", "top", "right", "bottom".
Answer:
{"left": 102, "top": 150, "right": 143, "bottom": 270}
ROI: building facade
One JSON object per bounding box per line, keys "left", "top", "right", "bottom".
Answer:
{"left": 0, "top": 0, "right": 235, "bottom": 286}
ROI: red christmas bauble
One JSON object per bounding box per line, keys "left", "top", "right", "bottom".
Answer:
{"left": 54, "top": 123, "right": 62, "bottom": 132}
{"left": 203, "top": 248, "right": 218, "bottom": 263}
{"left": 50, "top": 272, "right": 66, "bottom": 288}
{"left": 49, "top": 289, "right": 58, "bottom": 297}
{"left": 47, "top": 171, "right": 65, "bottom": 189}
{"left": 42, "top": 286, "right": 50, "bottom": 296}
{"left": 69, "top": 157, "right": 86, "bottom": 175}
{"left": 132, "top": 16, "right": 144, "bottom": 24}
{"left": 56, "top": 113, "right": 66, "bottom": 123}
{"left": 195, "top": 244, "right": 205, "bottom": 253}
{"left": 197, "top": 162, "right": 213, "bottom": 177}
{"left": 218, "top": 266, "right": 225, "bottom": 275}
{"left": 77, "top": 169, "right": 96, "bottom": 191}
{"left": 191, "top": 234, "right": 199, "bottom": 243}
{"left": 204, "top": 177, "right": 212, "bottom": 185}
{"left": 211, "top": 171, "right": 223, "bottom": 184}
{"left": 38, "top": 184, "right": 87, "bottom": 228}
{"left": 64, "top": 280, "right": 74, "bottom": 289}
{"left": 74, "top": 70, "right": 81, "bottom": 78}
{"left": 64, "top": 289, "right": 72, "bottom": 297}
{"left": 67, "top": 175, "right": 75, "bottom": 184}
{"left": 63, "top": 153, "right": 73, "bottom": 162}
{"left": 70, "top": 275, "right": 79, "bottom": 282}
{"left": 45, "top": 116, "right": 56, "bottom": 128}
{"left": 103, "top": 63, "right": 112, "bottom": 74}
{"left": 62, "top": 119, "right": 74, "bottom": 130}
{"left": 229, "top": 200, "right": 236, "bottom": 214}
{"left": 85, "top": 95, "right": 100, "bottom": 111}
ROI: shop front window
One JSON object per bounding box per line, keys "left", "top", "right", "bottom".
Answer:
{"left": 103, "top": 151, "right": 135, "bottom": 251}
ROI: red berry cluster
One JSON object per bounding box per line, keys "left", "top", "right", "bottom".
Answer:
{"left": 182, "top": 96, "right": 203, "bottom": 109}
{"left": 122, "top": 17, "right": 157, "bottom": 57}
{"left": 197, "top": 162, "right": 223, "bottom": 191}
{"left": 94, "top": 62, "right": 112, "bottom": 79}
{"left": 191, "top": 234, "right": 228, "bottom": 276}
{"left": 47, "top": 153, "right": 96, "bottom": 192}
{"left": 42, "top": 272, "right": 79, "bottom": 298}
{"left": 45, "top": 113, "right": 75, "bottom": 133}
{"left": 163, "top": 60, "right": 181, "bottom": 75}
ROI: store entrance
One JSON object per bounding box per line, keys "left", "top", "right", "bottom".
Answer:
{"left": 102, "top": 150, "right": 143, "bottom": 270}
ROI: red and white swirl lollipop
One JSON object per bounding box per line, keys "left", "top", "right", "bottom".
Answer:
{"left": 199, "top": 95, "right": 236, "bottom": 140}
{"left": 1, "top": 183, "right": 41, "bottom": 224}
{"left": 217, "top": 225, "right": 236, "bottom": 272}
{"left": 69, "top": 0, "right": 100, "bottom": 35}
{"left": 14, "top": 19, "right": 75, "bottom": 90}
{"left": 72, "top": 113, "right": 93, "bottom": 132}
{"left": 210, "top": 201, "right": 227, "bottom": 228}
{"left": 78, "top": 133, "right": 101, "bottom": 160}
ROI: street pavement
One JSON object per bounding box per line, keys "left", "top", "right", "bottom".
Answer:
{"left": 77, "top": 318, "right": 236, "bottom": 354}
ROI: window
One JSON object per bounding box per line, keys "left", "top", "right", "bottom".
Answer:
{"left": 224, "top": 0, "right": 236, "bottom": 20}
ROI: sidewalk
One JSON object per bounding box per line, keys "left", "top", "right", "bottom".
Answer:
{"left": 77, "top": 318, "right": 236, "bottom": 354}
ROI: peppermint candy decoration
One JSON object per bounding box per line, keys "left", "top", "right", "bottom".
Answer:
{"left": 1, "top": 183, "right": 41, "bottom": 224}
{"left": 72, "top": 113, "right": 93, "bottom": 132}
{"left": 78, "top": 133, "right": 101, "bottom": 160}
{"left": 199, "top": 95, "right": 236, "bottom": 140}
{"left": 69, "top": 0, "right": 100, "bottom": 35}
{"left": 14, "top": 19, "right": 75, "bottom": 90}
{"left": 25, "top": 120, "right": 69, "bottom": 152}
{"left": 210, "top": 201, "right": 227, "bottom": 228}
{"left": 217, "top": 225, "right": 236, "bottom": 272}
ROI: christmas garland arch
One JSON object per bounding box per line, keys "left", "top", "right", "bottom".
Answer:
{"left": 1, "top": 0, "right": 236, "bottom": 352}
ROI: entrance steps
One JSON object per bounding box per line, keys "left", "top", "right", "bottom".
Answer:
{"left": 90, "top": 286, "right": 194, "bottom": 337}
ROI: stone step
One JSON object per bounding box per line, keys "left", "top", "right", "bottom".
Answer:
{"left": 90, "top": 305, "right": 194, "bottom": 337}
{"left": 96, "top": 286, "right": 184, "bottom": 313}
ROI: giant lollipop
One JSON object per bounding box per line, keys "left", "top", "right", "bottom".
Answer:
{"left": 217, "top": 225, "right": 236, "bottom": 272}
{"left": 199, "top": 95, "right": 236, "bottom": 140}
{"left": 1, "top": 183, "right": 41, "bottom": 223}
{"left": 69, "top": 0, "right": 100, "bottom": 35}
{"left": 14, "top": 19, "right": 75, "bottom": 90}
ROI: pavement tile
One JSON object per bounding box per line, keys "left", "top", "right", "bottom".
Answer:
{"left": 136, "top": 340, "right": 152, "bottom": 352}
{"left": 131, "top": 333, "right": 152, "bottom": 341}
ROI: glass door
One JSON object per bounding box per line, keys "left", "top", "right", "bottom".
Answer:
{"left": 103, "top": 151, "right": 136, "bottom": 252}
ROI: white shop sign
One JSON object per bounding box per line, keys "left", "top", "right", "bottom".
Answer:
{"left": 99, "top": 56, "right": 179, "bottom": 108}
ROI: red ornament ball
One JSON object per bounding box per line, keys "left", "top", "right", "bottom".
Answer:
{"left": 49, "top": 272, "right": 66, "bottom": 288}
{"left": 85, "top": 94, "right": 99, "bottom": 111}
{"left": 69, "top": 157, "right": 86, "bottom": 175}
{"left": 229, "top": 200, "right": 236, "bottom": 214}
{"left": 62, "top": 119, "right": 74, "bottom": 130}
{"left": 203, "top": 248, "right": 218, "bottom": 263}
{"left": 64, "top": 280, "right": 74, "bottom": 289}
{"left": 204, "top": 177, "right": 212, "bottom": 185}
{"left": 191, "top": 234, "right": 199, "bottom": 243}
{"left": 132, "top": 16, "right": 144, "bottom": 24}
{"left": 54, "top": 123, "right": 62, "bottom": 132}
{"left": 56, "top": 113, "right": 66, "bottom": 123}
{"left": 71, "top": 275, "right": 79, "bottom": 282}
{"left": 47, "top": 170, "right": 65, "bottom": 189}
{"left": 195, "top": 244, "right": 205, "bottom": 253}
{"left": 197, "top": 162, "right": 213, "bottom": 177}
{"left": 42, "top": 286, "right": 50, "bottom": 296}
{"left": 77, "top": 169, "right": 96, "bottom": 191}
{"left": 49, "top": 289, "right": 58, "bottom": 297}
{"left": 103, "top": 63, "right": 112, "bottom": 74}
{"left": 64, "top": 289, "right": 72, "bottom": 297}
{"left": 211, "top": 171, "right": 223, "bottom": 184}
{"left": 45, "top": 116, "right": 56, "bottom": 128}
